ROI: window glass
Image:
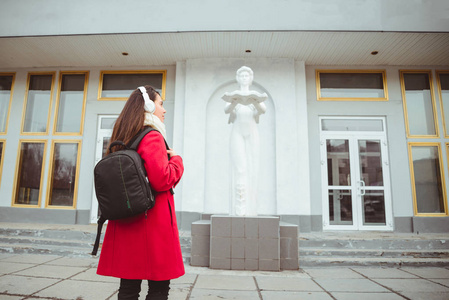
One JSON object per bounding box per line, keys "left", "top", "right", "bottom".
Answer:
{"left": 23, "top": 74, "right": 53, "bottom": 133}
{"left": 326, "top": 139, "right": 350, "bottom": 186}
{"left": 322, "top": 119, "right": 383, "bottom": 132}
{"left": 100, "top": 72, "right": 164, "bottom": 99}
{"left": 359, "top": 140, "right": 383, "bottom": 187}
{"left": 402, "top": 72, "right": 436, "bottom": 136}
{"left": 0, "top": 75, "right": 13, "bottom": 132}
{"left": 410, "top": 145, "right": 446, "bottom": 214}
{"left": 318, "top": 71, "right": 386, "bottom": 100}
{"left": 14, "top": 142, "right": 46, "bottom": 205}
{"left": 0, "top": 141, "right": 4, "bottom": 185}
{"left": 48, "top": 142, "right": 80, "bottom": 207}
{"left": 328, "top": 189, "right": 353, "bottom": 225}
{"left": 100, "top": 117, "right": 117, "bottom": 129}
{"left": 438, "top": 73, "right": 449, "bottom": 136}
{"left": 55, "top": 73, "right": 86, "bottom": 133}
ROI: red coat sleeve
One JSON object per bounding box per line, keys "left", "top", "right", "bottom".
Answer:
{"left": 137, "top": 131, "right": 184, "bottom": 192}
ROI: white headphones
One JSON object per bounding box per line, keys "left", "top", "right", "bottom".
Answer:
{"left": 138, "top": 86, "right": 155, "bottom": 113}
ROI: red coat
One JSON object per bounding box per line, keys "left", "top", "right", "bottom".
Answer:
{"left": 97, "top": 130, "right": 185, "bottom": 280}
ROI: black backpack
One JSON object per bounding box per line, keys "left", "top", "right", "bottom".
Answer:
{"left": 91, "top": 127, "right": 159, "bottom": 255}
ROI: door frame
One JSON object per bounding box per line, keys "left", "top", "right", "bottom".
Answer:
{"left": 319, "top": 116, "right": 393, "bottom": 231}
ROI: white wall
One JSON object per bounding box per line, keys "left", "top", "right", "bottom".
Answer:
{"left": 175, "top": 58, "right": 309, "bottom": 216}
{"left": 1, "top": 0, "right": 448, "bottom": 37}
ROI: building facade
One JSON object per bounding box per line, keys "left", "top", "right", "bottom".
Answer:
{"left": 0, "top": 0, "right": 448, "bottom": 233}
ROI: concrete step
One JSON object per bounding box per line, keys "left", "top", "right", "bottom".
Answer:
{"left": 298, "top": 238, "right": 449, "bottom": 250}
{"left": 300, "top": 247, "right": 449, "bottom": 258}
{"left": 299, "top": 256, "right": 449, "bottom": 268}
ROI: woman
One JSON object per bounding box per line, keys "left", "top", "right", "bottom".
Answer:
{"left": 97, "top": 85, "right": 184, "bottom": 300}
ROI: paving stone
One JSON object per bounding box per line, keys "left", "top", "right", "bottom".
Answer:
{"left": 166, "top": 284, "right": 192, "bottom": 300}
{"left": 261, "top": 291, "right": 333, "bottom": 300}
{"left": 0, "top": 296, "right": 23, "bottom": 300}
{"left": 0, "top": 254, "right": 15, "bottom": 260}
{"left": 13, "top": 264, "right": 87, "bottom": 279}
{"left": 70, "top": 267, "right": 119, "bottom": 283}
{"left": 256, "top": 276, "right": 323, "bottom": 291}
{"left": 431, "top": 279, "right": 449, "bottom": 287}
{"left": 194, "top": 275, "right": 256, "bottom": 290}
{"left": 315, "top": 278, "right": 389, "bottom": 292}
{"left": 304, "top": 268, "right": 363, "bottom": 279}
{"left": 401, "top": 267, "right": 449, "bottom": 279}
{"left": 171, "top": 273, "right": 197, "bottom": 284}
{"left": 0, "top": 275, "right": 59, "bottom": 294}
{"left": 35, "top": 279, "right": 117, "bottom": 300}
{"left": 0, "top": 261, "right": 36, "bottom": 275}
{"left": 351, "top": 267, "right": 418, "bottom": 278}
{"left": 1, "top": 254, "right": 60, "bottom": 264}
{"left": 374, "top": 278, "right": 449, "bottom": 292}
{"left": 399, "top": 292, "right": 449, "bottom": 300}
{"left": 189, "top": 288, "right": 260, "bottom": 299}
{"left": 45, "top": 256, "right": 98, "bottom": 267}
{"left": 331, "top": 292, "right": 405, "bottom": 300}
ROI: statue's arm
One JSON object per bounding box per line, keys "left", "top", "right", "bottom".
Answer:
{"left": 224, "top": 101, "right": 238, "bottom": 114}
{"left": 252, "top": 101, "right": 266, "bottom": 115}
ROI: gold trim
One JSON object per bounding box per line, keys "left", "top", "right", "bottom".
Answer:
{"left": 53, "top": 71, "right": 89, "bottom": 136}
{"left": 21, "top": 72, "right": 56, "bottom": 135}
{"left": 400, "top": 70, "right": 439, "bottom": 138}
{"left": 11, "top": 139, "right": 48, "bottom": 208}
{"left": 0, "top": 139, "right": 5, "bottom": 188}
{"left": 45, "top": 140, "right": 82, "bottom": 209}
{"left": 98, "top": 70, "right": 167, "bottom": 101}
{"left": 316, "top": 69, "right": 388, "bottom": 101}
{"left": 0, "top": 72, "right": 16, "bottom": 135}
{"left": 437, "top": 71, "right": 449, "bottom": 138}
{"left": 408, "top": 142, "right": 448, "bottom": 216}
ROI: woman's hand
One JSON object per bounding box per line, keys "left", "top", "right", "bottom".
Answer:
{"left": 167, "top": 148, "right": 177, "bottom": 158}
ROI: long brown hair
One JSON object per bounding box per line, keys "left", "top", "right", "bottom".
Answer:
{"left": 107, "top": 85, "right": 159, "bottom": 154}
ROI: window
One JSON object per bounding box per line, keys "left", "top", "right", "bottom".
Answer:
{"left": 0, "top": 73, "right": 15, "bottom": 134}
{"left": 13, "top": 140, "right": 47, "bottom": 207}
{"left": 22, "top": 73, "right": 55, "bottom": 134}
{"left": 316, "top": 70, "right": 388, "bottom": 101}
{"left": 98, "top": 70, "right": 166, "bottom": 100}
{"left": 54, "top": 72, "right": 89, "bottom": 135}
{"left": 437, "top": 71, "right": 449, "bottom": 137}
{"left": 400, "top": 71, "right": 438, "bottom": 137}
{"left": 408, "top": 143, "right": 447, "bottom": 216}
{"left": 46, "top": 141, "right": 81, "bottom": 208}
{"left": 0, "top": 140, "right": 5, "bottom": 187}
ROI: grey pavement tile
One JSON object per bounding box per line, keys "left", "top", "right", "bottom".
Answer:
{"left": 189, "top": 288, "right": 260, "bottom": 299}
{"left": 45, "top": 256, "right": 98, "bottom": 267}
{"left": 374, "top": 278, "right": 449, "bottom": 293}
{"left": 315, "top": 278, "right": 389, "bottom": 293}
{"left": 351, "top": 267, "right": 418, "bottom": 278}
{"left": 399, "top": 292, "right": 449, "bottom": 300}
{"left": 13, "top": 264, "right": 87, "bottom": 279}
{"left": 261, "top": 291, "right": 333, "bottom": 300}
{"left": 331, "top": 292, "right": 405, "bottom": 300}
{"left": 167, "top": 284, "right": 191, "bottom": 300}
{"left": 304, "top": 268, "right": 363, "bottom": 279}
{"left": 0, "top": 254, "right": 16, "bottom": 260}
{"left": 35, "top": 279, "right": 117, "bottom": 300}
{"left": 171, "top": 273, "right": 197, "bottom": 285}
{"left": 431, "top": 279, "right": 449, "bottom": 287}
{"left": 401, "top": 267, "right": 449, "bottom": 279}
{"left": 1, "top": 254, "right": 60, "bottom": 264}
{"left": 0, "top": 274, "right": 59, "bottom": 295}
{"left": 256, "top": 276, "right": 323, "bottom": 292}
{"left": 0, "top": 262, "right": 36, "bottom": 275}
{"left": 194, "top": 275, "right": 257, "bottom": 290}
{"left": 70, "top": 267, "right": 119, "bottom": 283}
{"left": 0, "top": 295, "right": 23, "bottom": 299}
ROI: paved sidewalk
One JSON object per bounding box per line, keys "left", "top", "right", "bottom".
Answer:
{"left": 0, "top": 253, "right": 448, "bottom": 300}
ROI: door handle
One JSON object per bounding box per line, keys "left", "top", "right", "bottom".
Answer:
{"left": 358, "top": 180, "right": 366, "bottom": 196}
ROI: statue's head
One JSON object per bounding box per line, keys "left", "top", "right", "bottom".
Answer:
{"left": 236, "top": 66, "right": 254, "bottom": 87}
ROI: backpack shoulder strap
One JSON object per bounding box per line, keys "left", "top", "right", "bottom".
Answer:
{"left": 128, "top": 127, "right": 156, "bottom": 150}
{"left": 91, "top": 215, "right": 106, "bottom": 256}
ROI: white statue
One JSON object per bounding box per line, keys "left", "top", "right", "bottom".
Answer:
{"left": 222, "top": 66, "right": 267, "bottom": 216}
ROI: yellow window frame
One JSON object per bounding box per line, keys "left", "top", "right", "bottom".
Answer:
{"left": 408, "top": 142, "right": 448, "bottom": 216}
{"left": 0, "top": 139, "right": 5, "bottom": 188}
{"left": 436, "top": 71, "right": 449, "bottom": 138}
{"left": 400, "top": 70, "right": 439, "bottom": 139}
{"left": 98, "top": 70, "right": 166, "bottom": 101}
{"left": 53, "top": 71, "right": 89, "bottom": 136}
{"left": 0, "top": 72, "right": 16, "bottom": 135}
{"left": 21, "top": 72, "right": 56, "bottom": 135}
{"left": 316, "top": 69, "right": 388, "bottom": 101}
{"left": 12, "top": 139, "right": 48, "bottom": 208}
{"left": 45, "top": 140, "right": 82, "bottom": 209}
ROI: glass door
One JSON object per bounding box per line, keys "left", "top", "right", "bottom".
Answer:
{"left": 90, "top": 115, "right": 118, "bottom": 223}
{"left": 320, "top": 117, "right": 393, "bottom": 231}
